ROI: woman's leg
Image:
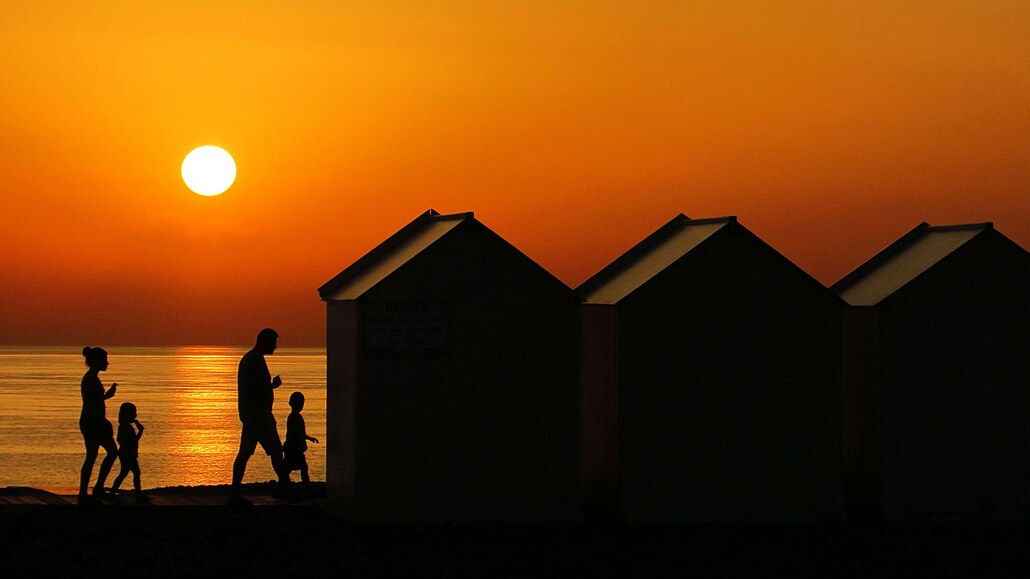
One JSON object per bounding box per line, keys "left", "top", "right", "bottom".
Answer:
{"left": 79, "top": 443, "right": 99, "bottom": 496}
{"left": 94, "top": 437, "right": 118, "bottom": 494}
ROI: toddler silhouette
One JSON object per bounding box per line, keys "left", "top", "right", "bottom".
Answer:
{"left": 283, "top": 392, "right": 318, "bottom": 483}
{"left": 111, "top": 402, "right": 149, "bottom": 503}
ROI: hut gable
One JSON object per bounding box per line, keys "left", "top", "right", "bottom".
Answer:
{"left": 577, "top": 214, "right": 839, "bottom": 307}
{"left": 319, "top": 209, "right": 572, "bottom": 303}
{"left": 318, "top": 209, "right": 468, "bottom": 301}
{"left": 832, "top": 222, "right": 992, "bottom": 307}
{"left": 576, "top": 215, "right": 733, "bottom": 304}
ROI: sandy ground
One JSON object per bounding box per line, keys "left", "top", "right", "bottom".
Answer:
{"left": 3, "top": 485, "right": 1030, "bottom": 577}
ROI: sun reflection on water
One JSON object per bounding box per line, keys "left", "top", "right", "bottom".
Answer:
{"left": 165, "top": 349, "right": 251, "bottom": 486}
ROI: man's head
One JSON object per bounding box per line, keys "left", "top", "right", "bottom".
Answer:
{"left": 255, "top": 328, "right": 279, "bottom": 355}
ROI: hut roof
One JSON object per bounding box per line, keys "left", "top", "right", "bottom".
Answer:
{"left": 576, "top": 215, "right": 735, "bottom": 304}
{"left": 318, "top": 209, "right": 469, "bottom": 301}
{"left": 831, "top": 222, "right": 993, "bottom": 306}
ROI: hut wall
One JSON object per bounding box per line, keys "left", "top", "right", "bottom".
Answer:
{"left": 841, "top": 306, "right": 882, "bottom": 519}
{"left": 342, "top": 225, "right": 580, "bottom": 521}
{"left": 615, "top": 229, "right": 843, "bottom": 521}
{"left": 325, "top": 300, "right": 358, "bottom": 508}
{"left": 879, "top": 234, "right": 1030, "bottom": 517}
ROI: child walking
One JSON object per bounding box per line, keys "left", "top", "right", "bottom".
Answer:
{"left": 111, "top": 402, "right": 149, "bottom": 503}
{"left": 283, "top": 392, "right": 318, "bottom": 483}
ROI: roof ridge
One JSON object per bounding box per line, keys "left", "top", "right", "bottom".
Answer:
{"left": 924, "top": 222, "right": 993, "bottom": 233}
{"left": 683, "top": 216, "right": 737, "bottom": 225}
{"left": 831, "top": 222, "right": 930, "bottom": 293}
{"left": 318, "top": 210, "right": 574, "bottom": 302}
{"left": 831, "top": 221, "right": 991, "bottom": 305}
{"left": 575, "top": 213, "right": 690, "bottom": 297}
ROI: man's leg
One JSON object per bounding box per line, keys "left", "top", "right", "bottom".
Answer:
{"left": 231, "top": 452, "right": 249, "bottom": 490}
{"left": 231, "top": 424, "right": 258, "bottom": 500}
{"left": 270, "top": 449, "right": 288, "bottom": 484}
{"left": 256, "top": 415, "right": 289, "bottom": 485}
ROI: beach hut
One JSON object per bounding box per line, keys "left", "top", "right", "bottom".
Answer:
{"left": 577, "top": 215, "right": 844, "bottom": 522}
{"left": 833, "top": 222, "right": 1030, "bottom": 520}
{"left": 318, "top": 210, "right": 580, "bottom": 522}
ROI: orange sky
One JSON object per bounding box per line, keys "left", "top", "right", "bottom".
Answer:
{"left": 1, "top": 1, "right": 1028, "bottom": 346}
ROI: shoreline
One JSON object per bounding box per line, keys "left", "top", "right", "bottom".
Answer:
{"left": 1, "top": 481, "right": 326, "bottom": 508}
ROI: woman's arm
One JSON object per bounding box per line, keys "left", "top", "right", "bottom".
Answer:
{"left": 103, "top": 382, "right": 118, "bottom": 399}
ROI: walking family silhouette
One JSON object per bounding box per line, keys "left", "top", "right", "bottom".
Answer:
{"left": 77, "top": 329, "right": 316, "bottom": 505}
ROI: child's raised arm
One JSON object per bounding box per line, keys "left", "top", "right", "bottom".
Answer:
{"left": 134, "top": 419, "right": 144, "bottom": 439}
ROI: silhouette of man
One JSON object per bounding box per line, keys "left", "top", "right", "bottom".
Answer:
{"left": 229, "top": 328, "right": 289, "bottom": 505}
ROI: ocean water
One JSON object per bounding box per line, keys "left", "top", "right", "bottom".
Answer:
{"left": 0, "top": 346, "right": 325, "bottom": 490}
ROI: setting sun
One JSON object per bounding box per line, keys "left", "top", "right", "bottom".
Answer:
{"left": 181, "top": 146, "right": 236, "bottom": 196}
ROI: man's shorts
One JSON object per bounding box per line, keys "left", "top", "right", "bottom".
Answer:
{"left": 238, "top": 414, "right": 283, "bottom": 458}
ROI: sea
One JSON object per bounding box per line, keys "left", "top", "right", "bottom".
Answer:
{"left": 0, "top": 346, "right": 325, "bottom": 490}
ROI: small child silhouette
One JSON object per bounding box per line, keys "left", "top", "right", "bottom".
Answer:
{"left": 283, "top": 392, "right": 318, "bottom": 483}
{"left": 111, "top": 402, "right": 149, "bottom": 503}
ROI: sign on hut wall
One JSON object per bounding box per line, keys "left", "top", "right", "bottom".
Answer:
{"left": 363, "top": 304, "right": 448, "bottom": 357}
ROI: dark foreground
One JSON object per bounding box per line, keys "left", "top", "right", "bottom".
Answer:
{"left": 3, "top": 487, "right": 1029, "bottom": 577}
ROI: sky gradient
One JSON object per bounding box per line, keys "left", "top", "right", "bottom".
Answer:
{"left": 1, "top": 1, "right": 1027, "bottom": 346}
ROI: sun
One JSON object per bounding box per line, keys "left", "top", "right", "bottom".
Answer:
{"left": 182, "top": 146, "right": 237, "bottom": 196}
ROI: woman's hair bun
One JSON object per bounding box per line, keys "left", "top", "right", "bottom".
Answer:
{"left": 82, "top": 346, "right": 106, "bottom": 366}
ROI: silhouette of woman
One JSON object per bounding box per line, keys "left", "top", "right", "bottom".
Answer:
{"left": 78, "top": 346, "right": 118, "bottom": 503}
